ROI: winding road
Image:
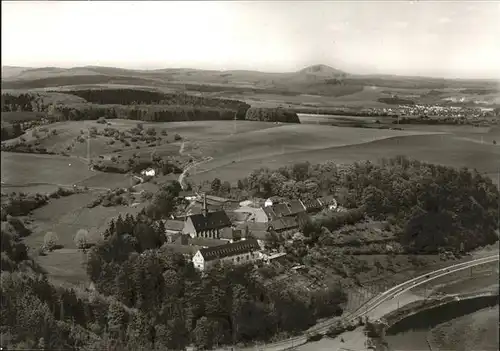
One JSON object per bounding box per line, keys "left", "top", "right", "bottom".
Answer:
{"left": 216, "top": 254, "right": 499, "bottom": 351}
{"left": 178, "top": 139, "right": 214, "bottom": 190}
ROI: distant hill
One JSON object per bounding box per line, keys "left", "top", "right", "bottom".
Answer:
{"left": 1, "top": 64, "right": 498, "bottom": 97}
{"left": 298, "top": 64, "right": 347, "bottom": 77}
{"left": 1, "top": 66, "right": 34, "bottom": 79}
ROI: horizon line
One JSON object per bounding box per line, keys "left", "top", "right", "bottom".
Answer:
{"left": 2, "top": 63, "right": 499, "bottom": 82}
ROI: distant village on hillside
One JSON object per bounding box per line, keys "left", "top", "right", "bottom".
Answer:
{"left": 162, "top": 192, "right": 341, "bottom": 271}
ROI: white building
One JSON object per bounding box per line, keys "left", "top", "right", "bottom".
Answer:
{"left": 141, "top": 168, "right": 156, "bottom": 177}
{"left": 192, "top": 239, "right": 262, "bottom": 271}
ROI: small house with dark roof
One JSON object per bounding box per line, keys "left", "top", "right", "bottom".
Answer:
{"left": 273, "top": 203, "right": 292, "bottom": 217}
{"left": 163, "top": 219, "right": 185, "bottom": 243}
{"left": 301, "top": 198, "right": 323, "bottom": 213}
{"left": 164, "top": 220, "right": 184, "bottom": 234}
{"left": 262, "top": 206, "right": 279, "bottom": 221}
{"left": 219, "top": 227, "right": 242, "bottom": 243}
{"left": 262, "top": 200, "right": 306, "bottom": 221}
{"left": 264, "top": 196, "right": 285, "bottom": 208}
{"left": 318, "top": 195, "right": 337, "bottom": 210}
{"left": 192, "top": 239, "right": 262, "bottom": 271}
{"left": 287, "top": 200, "right": 306, "bottom": 215}
{"left": 267, "top": 217, "right": 299, "bottom": 234}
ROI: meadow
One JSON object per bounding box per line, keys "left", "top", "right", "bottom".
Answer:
{"left": 25, "top": 192, "right": 148, "bottom": 284}
{"left": 188, "top": 126, "right": 500, "bottom": 185}
{"left": 1, "top": 152, "right": 94, "bottom": 186}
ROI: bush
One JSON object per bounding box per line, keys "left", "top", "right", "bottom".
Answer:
{"left": 174, "top": 134, "right": 182, "bottom": 141}
{"left": 43, "top": 232, "right": 59, "bottom": 251}
{"left": 74, "top": 229, "right": 89, "bottom": 251}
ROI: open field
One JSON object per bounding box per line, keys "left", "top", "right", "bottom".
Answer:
{"left": 1, "top": 152, "right": 94, "bottom": 185}
{"left": 188, "top": 130, "right": 500, "bottom": 184}
{"left": 24, "top": 193, "right": 148, "bottom": 283}
{"left": 186, "top": 124, "right": 441, "bottom": 174}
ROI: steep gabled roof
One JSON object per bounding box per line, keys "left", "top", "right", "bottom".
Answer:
{"left": 262, "top": 206, "right": 278, "bottom": 220}
{"left": 189, "top": 237, "right": 227, "bottom": 247}
{"left": 273, "top": 203, "right": 292, "bottom": 217}
{"left": 199, "top": 239, "right": 260, "bottom": 261}
{"left": 302, "top": 198, "right": 322, "bottom": 211}
{"left": 268, "top": 217, "right": 299, "bottom": 231}
{"left": 287, "top": 200, "right": 306, "bottom": 215}
{"left": 237, "top": 222, "right": 268, "bottom": 232}
{"left": 164, "top": 220, "right": 184, "bottom": 232}
{"left": 188, "top": 211, "right": 231, "bottom": 233}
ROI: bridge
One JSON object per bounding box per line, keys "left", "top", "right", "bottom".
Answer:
{"left": 214, "top": 254, "right": 499, "bottom": 351}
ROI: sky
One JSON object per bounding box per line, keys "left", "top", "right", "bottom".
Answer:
{"left": 2, "top": 1, "right": 500, "bottom": 79}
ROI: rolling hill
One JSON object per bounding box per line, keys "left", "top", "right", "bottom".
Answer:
{"left": 2, "top": 65, "right": 499, "bottom": 109}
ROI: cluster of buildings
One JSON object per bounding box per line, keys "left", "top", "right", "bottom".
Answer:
{"left": 162, "top": 193, "right": 339, "bottom": 271}
{"left": 395, "top": 104, "right": 496, "bottom": 120}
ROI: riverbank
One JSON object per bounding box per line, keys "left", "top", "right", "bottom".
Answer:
{"left": 379, "top": 292, "right": 499, "bottom": 351}
{"left": 429, "top": 305, "right": 498, "bottom": 351}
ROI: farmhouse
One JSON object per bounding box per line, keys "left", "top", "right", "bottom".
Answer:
{"left": 163, "top": 219, "right": 185, "bottom": 243}
{"left": 262, "top": 200, "right": 306, "bottom": 221}
{"left": 264, "top": 196, "right": 286, "bottom": 208}
{"left": 318, "top": 195, "right": 337, "bottom": 210}
{"left": 267, "top": 217, "right": 299, "bottom": 235}
{"left": 140, "top": 168, "right": 156, "bottom": 177}
{"left": 301, "top": 198, "right": 323, "bottom": 213}
{"left": 192, "top": 239, "right": 262, "bottom": 271}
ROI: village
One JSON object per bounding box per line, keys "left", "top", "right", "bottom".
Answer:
{"left": 160, "top": 190, "right": 341, "bottom": 271}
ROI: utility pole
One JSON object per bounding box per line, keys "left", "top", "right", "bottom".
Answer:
{"left": 497, "top": 163, "right": 499, "bottom": 236}
{"left": 87, "top": 127, "right": 91, "bottom": 164}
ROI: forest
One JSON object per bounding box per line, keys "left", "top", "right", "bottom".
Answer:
{"left": 214, "top": 156, "right": 499, "bottom": 254}
{"left": 1, "top": 91, "right": 301, "bottom": 125}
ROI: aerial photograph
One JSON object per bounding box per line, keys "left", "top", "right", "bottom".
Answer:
{"left": 1, "top": 1, "right": 499, "bottom": 350}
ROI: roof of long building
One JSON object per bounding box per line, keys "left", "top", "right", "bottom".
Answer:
{"left": 199, "top": 239, "right": 261, "bottom": 261}
{"left": 268, "top": 216, "right": 299, "bottom": 231}
{"left": 188, "top": 211, "right": 231, "bottom": 232}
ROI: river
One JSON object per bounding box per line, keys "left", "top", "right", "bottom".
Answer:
{"left": 386, "top": 299, "right": 499, "bottom": 351}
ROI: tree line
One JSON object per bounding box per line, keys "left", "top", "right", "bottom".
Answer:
{"left": 226, "top": 156, "right": 499, "bottom": 254}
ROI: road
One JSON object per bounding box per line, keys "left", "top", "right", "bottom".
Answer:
{"left": 178, "top": 139, "right": 214, "bottom": 190}
{"left": 215, "top": 254, "right": 499, "bottom": 351}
